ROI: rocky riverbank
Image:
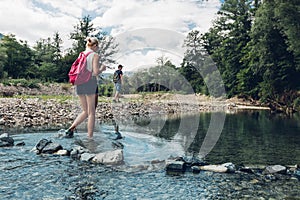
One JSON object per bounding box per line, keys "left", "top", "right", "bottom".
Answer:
{"left": 0, "top": 83, "right": 269, "bottom": 131}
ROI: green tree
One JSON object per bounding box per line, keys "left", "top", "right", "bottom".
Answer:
{"left": 70, "top": 15, "right": 95, "bottom": 55}
{"left": 0, "top": 45, "right": 7, "bottom": 79}
{"left": 66, "top": 15, "right": 118, "bottom": 81}
{"left": 180, "top": 30, "right": 205, "bottom": 94}
{"left": 245, "top": 0, "right": 300, "bottom": 112}
{"left": 274, "top": 0, "right": 300, "bottom": 69}
{"left": 32, "top": 32, "right": 64, "bottom": 81}
{"left": 201, "top": 0, "right": 256, "bottom": 97}
{"left": 1, "top": 34, "right": 34, "bottom": 79}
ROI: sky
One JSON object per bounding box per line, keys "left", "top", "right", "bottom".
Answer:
{"left": 0, "top": 0, "right": 222, "bottom": 71}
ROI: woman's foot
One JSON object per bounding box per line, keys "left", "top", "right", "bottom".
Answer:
{"left": 65, "top": 127, "right": 75, "bottom": 138}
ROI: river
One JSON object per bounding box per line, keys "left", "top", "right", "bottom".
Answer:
{"left": 0, "top": 110, "right": 299, "bottom": 199}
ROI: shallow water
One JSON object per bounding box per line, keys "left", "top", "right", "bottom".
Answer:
{"left": 1, "top": 110, "right": 300, "bottom": 199}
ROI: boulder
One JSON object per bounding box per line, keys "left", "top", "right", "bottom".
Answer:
{"left": 200, "top": 165, "right": 228, "bottom": 173}
{"left": 165, "top": 160, "right": 186, "bottom": 174}
{"left": 0, "top": 133, "right": 14, "bottom": 147}
{"left": 70, "top": 145, "right": 90, "bottom": 159}
{"left": 182, "top": 156, "right": 207, "bottom": 166}
{"left": 92, "top": 149, "right": 124, "bottom": 165}
{"left": 16, "top": 142, "right": 25, "bottom": 146}
{"left": 191, "top": 166, "right": 201, "bottom": 174}
{"left": 294, "top": 170, "right": 300, "bottom": 180}
{"left": 263, "top": 165, "right": 287, "bottom": 174}
{"left": 222, "top": 162, "right": 236, "bottom": 173}
{"left": 239, "top": 166, "right": 255, "bottom": 174}
{"left": 41, "top": 142, "right": 63, "bottom": 154}
{"left": 35, "top": 139, "right": 52, "bottom": 153}
{"left": 54, "top": 149, "right": 70, "bottom": 156}
{"left": 0, "top": 133, "right": 9, "bottom": 138}
{"left": 80, "top": 153, "right": 96, "bottom": 162}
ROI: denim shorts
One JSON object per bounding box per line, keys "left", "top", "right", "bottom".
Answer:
{"left": 115, "top": 82, "right": 122, "bottom": 92}
{"left": 76, "top": 76, "right": 98, "bottom": 95}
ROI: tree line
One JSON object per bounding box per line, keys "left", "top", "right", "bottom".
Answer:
{"left": 0, "top": 0, "right": 300, "bottom": 113}
{"left": 0, "top": 16, "right": 117, "bottom": 83}
{"left": 128, "top": 0, "right": 300, "bottom": 113}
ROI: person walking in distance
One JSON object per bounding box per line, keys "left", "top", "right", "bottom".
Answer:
{"left": 113, "top": 64, "right": 123, "bottom": 102}
{"left": 65, "top": 37, "right": 106, "bottom": 139}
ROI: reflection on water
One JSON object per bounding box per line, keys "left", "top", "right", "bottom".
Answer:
{"left": 116, "top": 111, "right": 300, "bottom": 165}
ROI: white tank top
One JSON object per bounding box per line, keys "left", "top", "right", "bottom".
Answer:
{"left": 84, "top": 49, "right": 96, "bottom": 72}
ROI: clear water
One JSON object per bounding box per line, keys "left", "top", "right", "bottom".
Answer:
{"left": 0, "top": 110, "right": 300, "bottom": 199}
{"left": 115, "top": 110, "right": 300, "bottom": 165}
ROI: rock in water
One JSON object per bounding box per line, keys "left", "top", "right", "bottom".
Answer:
{"left": 54, "top": 149, "right": 70, "bottom": 156}
{"left": 263, "top": 165, "right": 287, "bottom": 174}
{"left": 80, "top": 153, "right": 96, "bottom": 162}
{"left": 165, "top": 160, "right": 186, "bottom": 174}
{"left": 0, "top": 133, "right": 14, "bottom": 147}
{"left": 222, "top": 162, "right": 236, "bottom": 173}
{"left": 92, "top": 149, "right": 124, "bottom": 165}
{"left": 200, "top": 165, "right": 228, "bottom": 173}
{"left": 41, "top": 142, "right": 63, "bottom": 154}
{"left": 35, "top": 139, "right": 52, "bottom": 153}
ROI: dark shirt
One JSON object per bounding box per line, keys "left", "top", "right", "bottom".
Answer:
{"left": 115, "top": 69, "right": 123, "bottom": 83}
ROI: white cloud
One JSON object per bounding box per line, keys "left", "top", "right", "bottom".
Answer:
{"left": 0, "top": 0, "right": 221, "bottom": 70}
{"left": 94, "top": 0, "right": 220, "bottom": 35}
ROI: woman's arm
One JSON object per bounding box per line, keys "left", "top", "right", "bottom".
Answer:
{"left": 92, "top": 53, "right": 100, "bottom": 76}
{"left": 92, "top": 53, "right": 106, "bottom": 76}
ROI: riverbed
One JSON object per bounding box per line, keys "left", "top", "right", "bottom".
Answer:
{"left": 1, "top": 111, "right": 300, "bottom": 199}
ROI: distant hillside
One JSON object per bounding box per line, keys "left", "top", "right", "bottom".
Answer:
{"left": 0, "top": 33, "right": 3, "bottom": 39}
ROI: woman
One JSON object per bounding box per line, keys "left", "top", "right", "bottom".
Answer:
{"left": 65, "top": 37, "right": 106, "bottom": 138}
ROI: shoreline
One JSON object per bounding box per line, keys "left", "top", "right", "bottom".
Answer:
{"left": 0, "top": 82, "right": 270, "bottom": 131}
{"left": 0, "top": 93, "right": 270, "bottom": 132}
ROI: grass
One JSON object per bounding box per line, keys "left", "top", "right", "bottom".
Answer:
{"left": 12, "top": 94, "right": 75, "bottom": 103}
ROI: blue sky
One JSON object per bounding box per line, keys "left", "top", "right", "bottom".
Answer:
{"left": 0, "top": 0, "right": 222, "bottom": 71}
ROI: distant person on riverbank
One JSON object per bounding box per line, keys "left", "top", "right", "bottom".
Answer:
{"left": 65, "top": 37, "right": 106, "bottom": 139}
{"left": 113, "top": 64, "right": 123, "bottom": 102}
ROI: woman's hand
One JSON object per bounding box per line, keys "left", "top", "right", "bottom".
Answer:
{"left": 100, "top": 64, "right": 107, "bottom": 73}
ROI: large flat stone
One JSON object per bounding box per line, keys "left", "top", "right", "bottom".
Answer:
{"left": 263, "top": 165, "right": 287, "bottom": 174}
{"left": 200, "top": 165, "right": 228, "bottom": 173}
{"left": 92, "top": 149, "right": 124, "bottom": 165}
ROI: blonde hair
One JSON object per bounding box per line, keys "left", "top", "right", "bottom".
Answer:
{"left": 85, "top": 37, "right": 99, "bottom": 48}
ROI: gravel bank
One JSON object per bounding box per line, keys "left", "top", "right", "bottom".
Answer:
{"left": 0, "top": 84, "right": 269, "bottom": 131}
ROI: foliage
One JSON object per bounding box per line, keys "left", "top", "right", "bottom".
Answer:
{"left": 0, "top": 15, "right": 117, "bottom": 83}
{"left": 244, "top": 0, "right": 300, "bottom": 109}
{"left": 98, "top": 83, "right": 114, "bottom": 97}
{"left": 69, "top": 15, "right": 118, "bottom": 66}
{"left": 2, "top": 78, "right": 40, "bottom": 88}
{"left": 196, "top": 0, "right": 300, "bottom": 112}
{"left": 0, "top": 34, "right": 34, "bottom": 79}
{"left": 180, "top": 30, "right": 226, "bottom": 97}
{"left": 200, "top": 0, "right": 255, "bottom": 97}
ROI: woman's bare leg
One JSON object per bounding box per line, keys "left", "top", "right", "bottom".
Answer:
{"left": 69, "top": 95, "right": 88, "bottom": 130}
{"left": 86, "top": 94, "right": 96, "bottom": 138}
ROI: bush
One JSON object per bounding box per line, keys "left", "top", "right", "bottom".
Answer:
{"left": 0, "top": 78, "right": 40, "bottom": 89}
{"left": 98, "top": 84, "right": 114, "bottom": 97}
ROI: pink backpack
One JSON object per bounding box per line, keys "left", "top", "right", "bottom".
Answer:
{"left": 68, "top": 51, "right": 93, "bottom": 85}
